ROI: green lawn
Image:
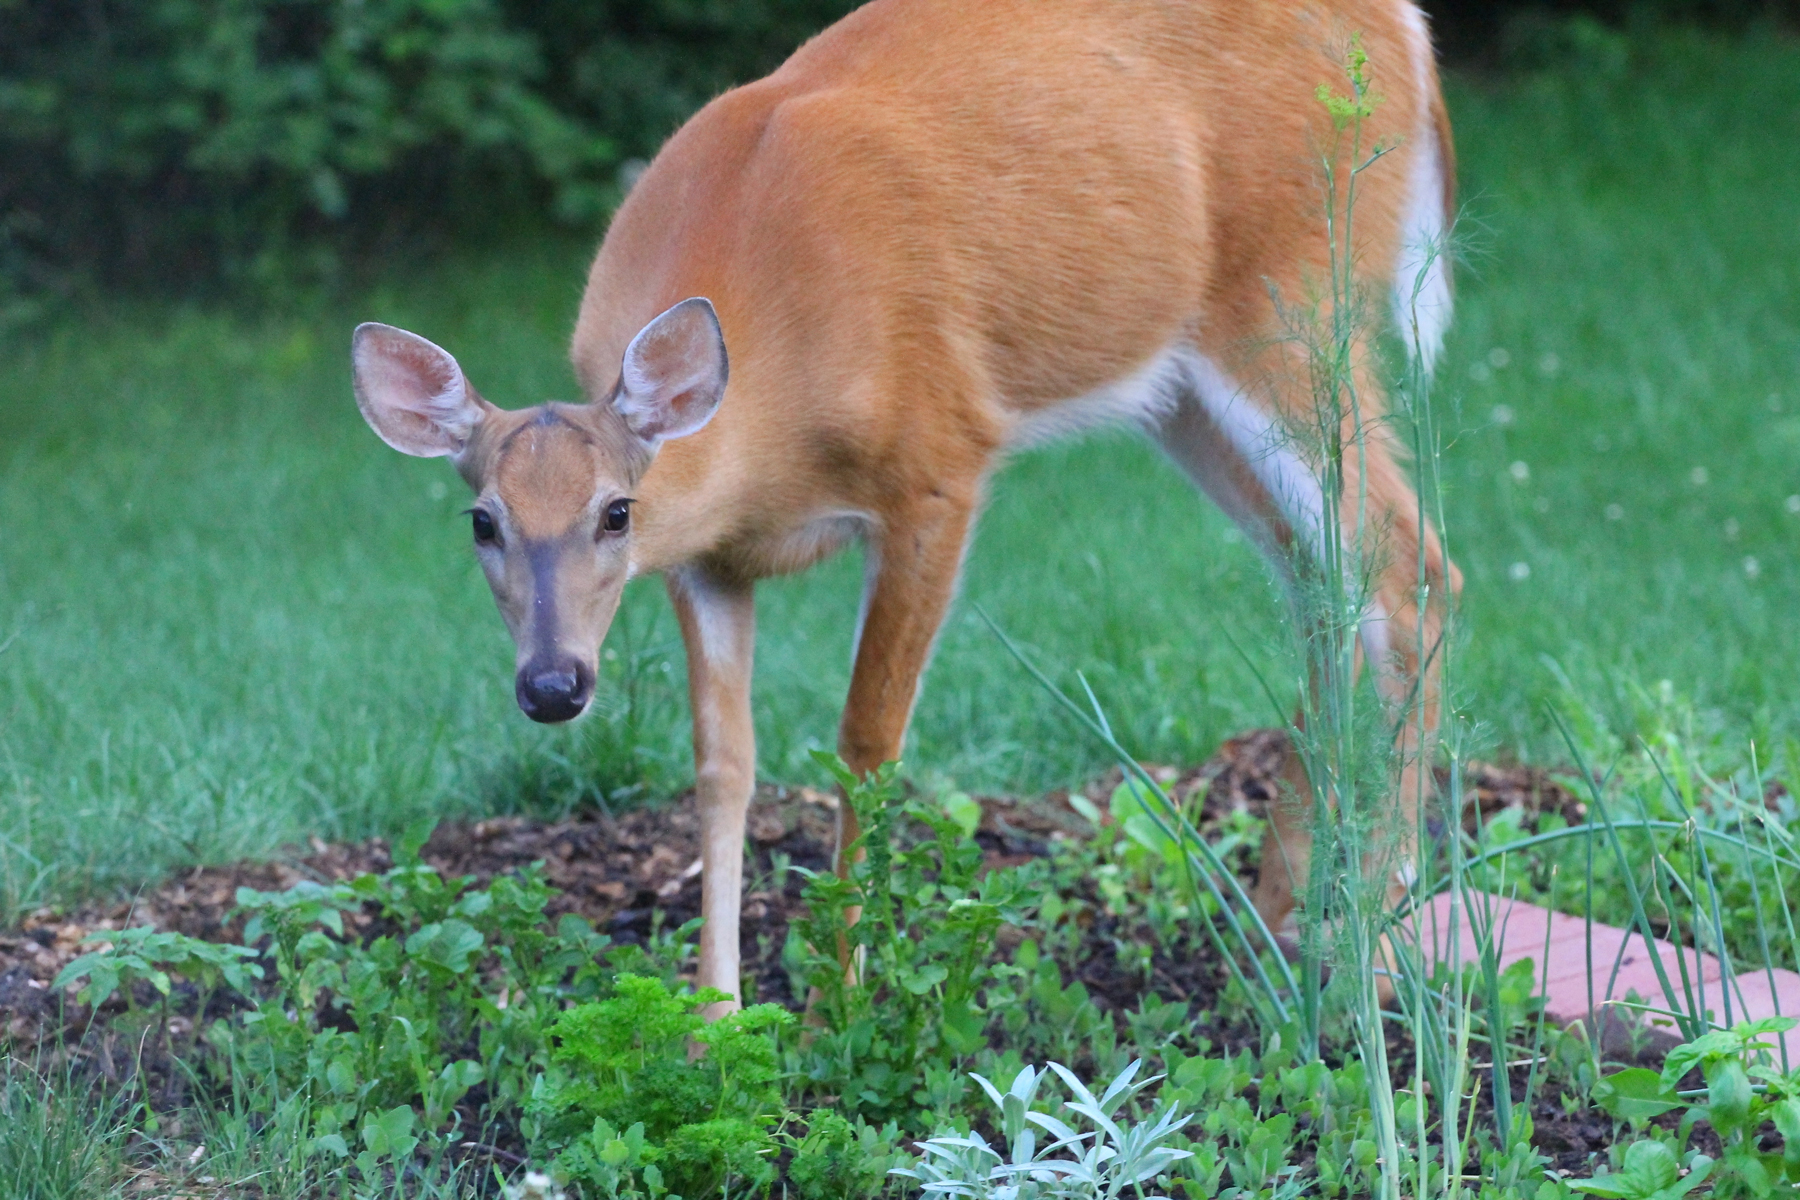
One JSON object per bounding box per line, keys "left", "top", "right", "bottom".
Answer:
{"left": 2, "top": 29, "right": 1797, "bottom": 918}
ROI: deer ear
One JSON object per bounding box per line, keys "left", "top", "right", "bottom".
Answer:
{"left": 352, "top": 323, "right": 489, "bottom": 458}
{"left": 613, "top": 297, "right": 728, "bottom": 444}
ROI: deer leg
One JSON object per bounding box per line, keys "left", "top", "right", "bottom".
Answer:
{"left": 1154, "top": 371, "right": 1317, "bottom": 946}
{"left": 1343, "top": 427, "right": 1459, "bottom": 908}
{"left": 667, "top": 566, "right": 757, "bottom": 1016}
{"left": 1156, "top": 350, "right": 1457, "bottom": 966}
{"left": 834, "top": 491, "right": 978, "bottom": 871}
{"left": 1329, "top": 437, "right": 1458, "bottom": 996}
{"left": 1247, "top": 716, "right": 1319, "bottom": 952}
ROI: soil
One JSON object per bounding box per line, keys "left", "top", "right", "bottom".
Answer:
{"left": 0, "top": 728, "right": 1616, "bottom": 1170}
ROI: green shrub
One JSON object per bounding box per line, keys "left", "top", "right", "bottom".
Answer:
{"left": 0, "top": 0, "right": 862, "bottom": 297}
{"left": 785, "top": 1110, "right": 906, "bottom": 1200}
{"left": 785, "top": 753, "right": 1044, "bottom": 1125}
{"left": 0, "top": 0, "right": 615, "bottom": 289}
{"left": 193, "top": 831, "right": 632, "bottom": 1167}
{"left": 527, "top": 974, "right": 794, "bottom": 1199}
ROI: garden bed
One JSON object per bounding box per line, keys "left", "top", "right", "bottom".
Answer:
{"left": 0, "top": 729, "right": 1677, "bottom": 1196}
{"left": 2, "top": 730, "right": 1305, "bottom": 1048}
{"left": 2, "top": 729, "right": 1585, "bottom": 1045}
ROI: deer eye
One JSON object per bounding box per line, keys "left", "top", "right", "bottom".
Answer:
{"left": 470, "top": 509, "right": 498, "bottom": 545}
{"left": 601, "top": 498, "right": 633, "bottom": 535}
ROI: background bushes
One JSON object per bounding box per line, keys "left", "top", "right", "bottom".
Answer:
{"left": 0, "top": 0, "right": 1792, "bottom": 309}
{"left": 1429, "top": 0, "right": 1797, "bottom": 59}
{"left": 0, "top": 0, "right": 860, "bottom": 302}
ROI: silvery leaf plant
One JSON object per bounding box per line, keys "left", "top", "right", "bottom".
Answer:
{"left": 892, "top": 1059, "right": 1193, "bottom": 1199}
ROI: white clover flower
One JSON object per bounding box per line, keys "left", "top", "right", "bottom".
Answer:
{"left": 504, "top": 1171, "right": 565, "bottom": 1200}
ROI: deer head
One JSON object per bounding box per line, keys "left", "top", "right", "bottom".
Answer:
{"left": 351, "top": 298, "right": 727, "bottom": 722}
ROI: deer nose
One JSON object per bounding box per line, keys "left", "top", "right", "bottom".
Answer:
{"left": 516, "top": 661, "right": 593, "bottom": 724}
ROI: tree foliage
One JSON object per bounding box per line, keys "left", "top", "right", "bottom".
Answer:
{"left": 0, "top": 0, "right": 858, "bottom": 295}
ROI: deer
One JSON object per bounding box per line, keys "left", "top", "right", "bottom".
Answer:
{"left": 351, "top": 0, "right": 1459, "bottom": 1013}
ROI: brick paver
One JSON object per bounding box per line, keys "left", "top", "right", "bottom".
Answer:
{"left": 1405, "top": 890, "right": 1800, "bottom": 1049}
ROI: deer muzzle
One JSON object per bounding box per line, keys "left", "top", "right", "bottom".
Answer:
{"left": 515, "top": 658, "right": 594, "bottom": 723}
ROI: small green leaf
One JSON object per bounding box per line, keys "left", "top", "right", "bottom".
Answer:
{"left": 440, "top": 1059, "right": 484, "bottom": 1088}
{"left": 1661, "top": 1029, "right": 1740, "bottom": 1088}
{"left": 940, "top": 791, "right": 982, "bottom": 839}
{"left": 901, "top": 963, "right": 947, "bottom": 995}
{"left": 405, "top": 919, "right": 484, "bottom": 974}
{"left": 361, "top": 1105, "right": 418, "bottom": 1160}
{"left": 1067, "top": 792, "right": 1102, "bottom": 826}
{"left": 1592, "top": 1069, "right": 1683, "bottom": 1128}
{"left": 1773, "top": 1098, "right": 1800, "bottom": 1163}
{"left": 325, "top": 1057, "right": 357, "bottom": 1095}
{"left": 308, "top": 1133, "right": 349, "bottom": 1158}
{"left": 394, "top": 817, "right": 436, "bottom": 866}
{"left": 1706, "top": 1059, "right": 1754, "bottom": 1135}
{"left": 1574, "top": 1139, "right": 1680, "bottom": 1199}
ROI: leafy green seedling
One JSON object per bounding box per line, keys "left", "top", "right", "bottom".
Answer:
{"left": 940, "top": 790, "right": 983, "bottom": 840}
{"left": 1660, "top": 1017, "right": 1799, "bottom": 1123}
{"left": 1591, "top": 1069, "right": 1683, "bottom": 1130}
{"left": 786, "top": 1111, "right": 904, "bottom": 1200}
{"left": 1570, "top": 1140, "right": 1712, "bottom": 1200}
{"left": 355, "top": 1104, "right": 420, "bottom": 1190}
{"left": 54, "top": 925, "right": 262, "bottom": 1009}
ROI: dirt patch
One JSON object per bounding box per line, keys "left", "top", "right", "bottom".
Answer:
{"left": 1456, "top": 757, "right": 1588, "bottom": 832}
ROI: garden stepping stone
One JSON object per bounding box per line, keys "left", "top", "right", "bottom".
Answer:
{"left": 1410, "top": 890, "right": 1800, "bottom": 1053}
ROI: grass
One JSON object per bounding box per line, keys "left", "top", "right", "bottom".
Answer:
{"left": 0, "top": 1058, "right": 131, "bottom": 1200}
{"left": 1, "top": 26, "right": 1798, "bottom": 918}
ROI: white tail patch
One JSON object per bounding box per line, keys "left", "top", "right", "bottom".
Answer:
{"left": 1394, "top": 4, "right": 1453, "bottom": 373}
